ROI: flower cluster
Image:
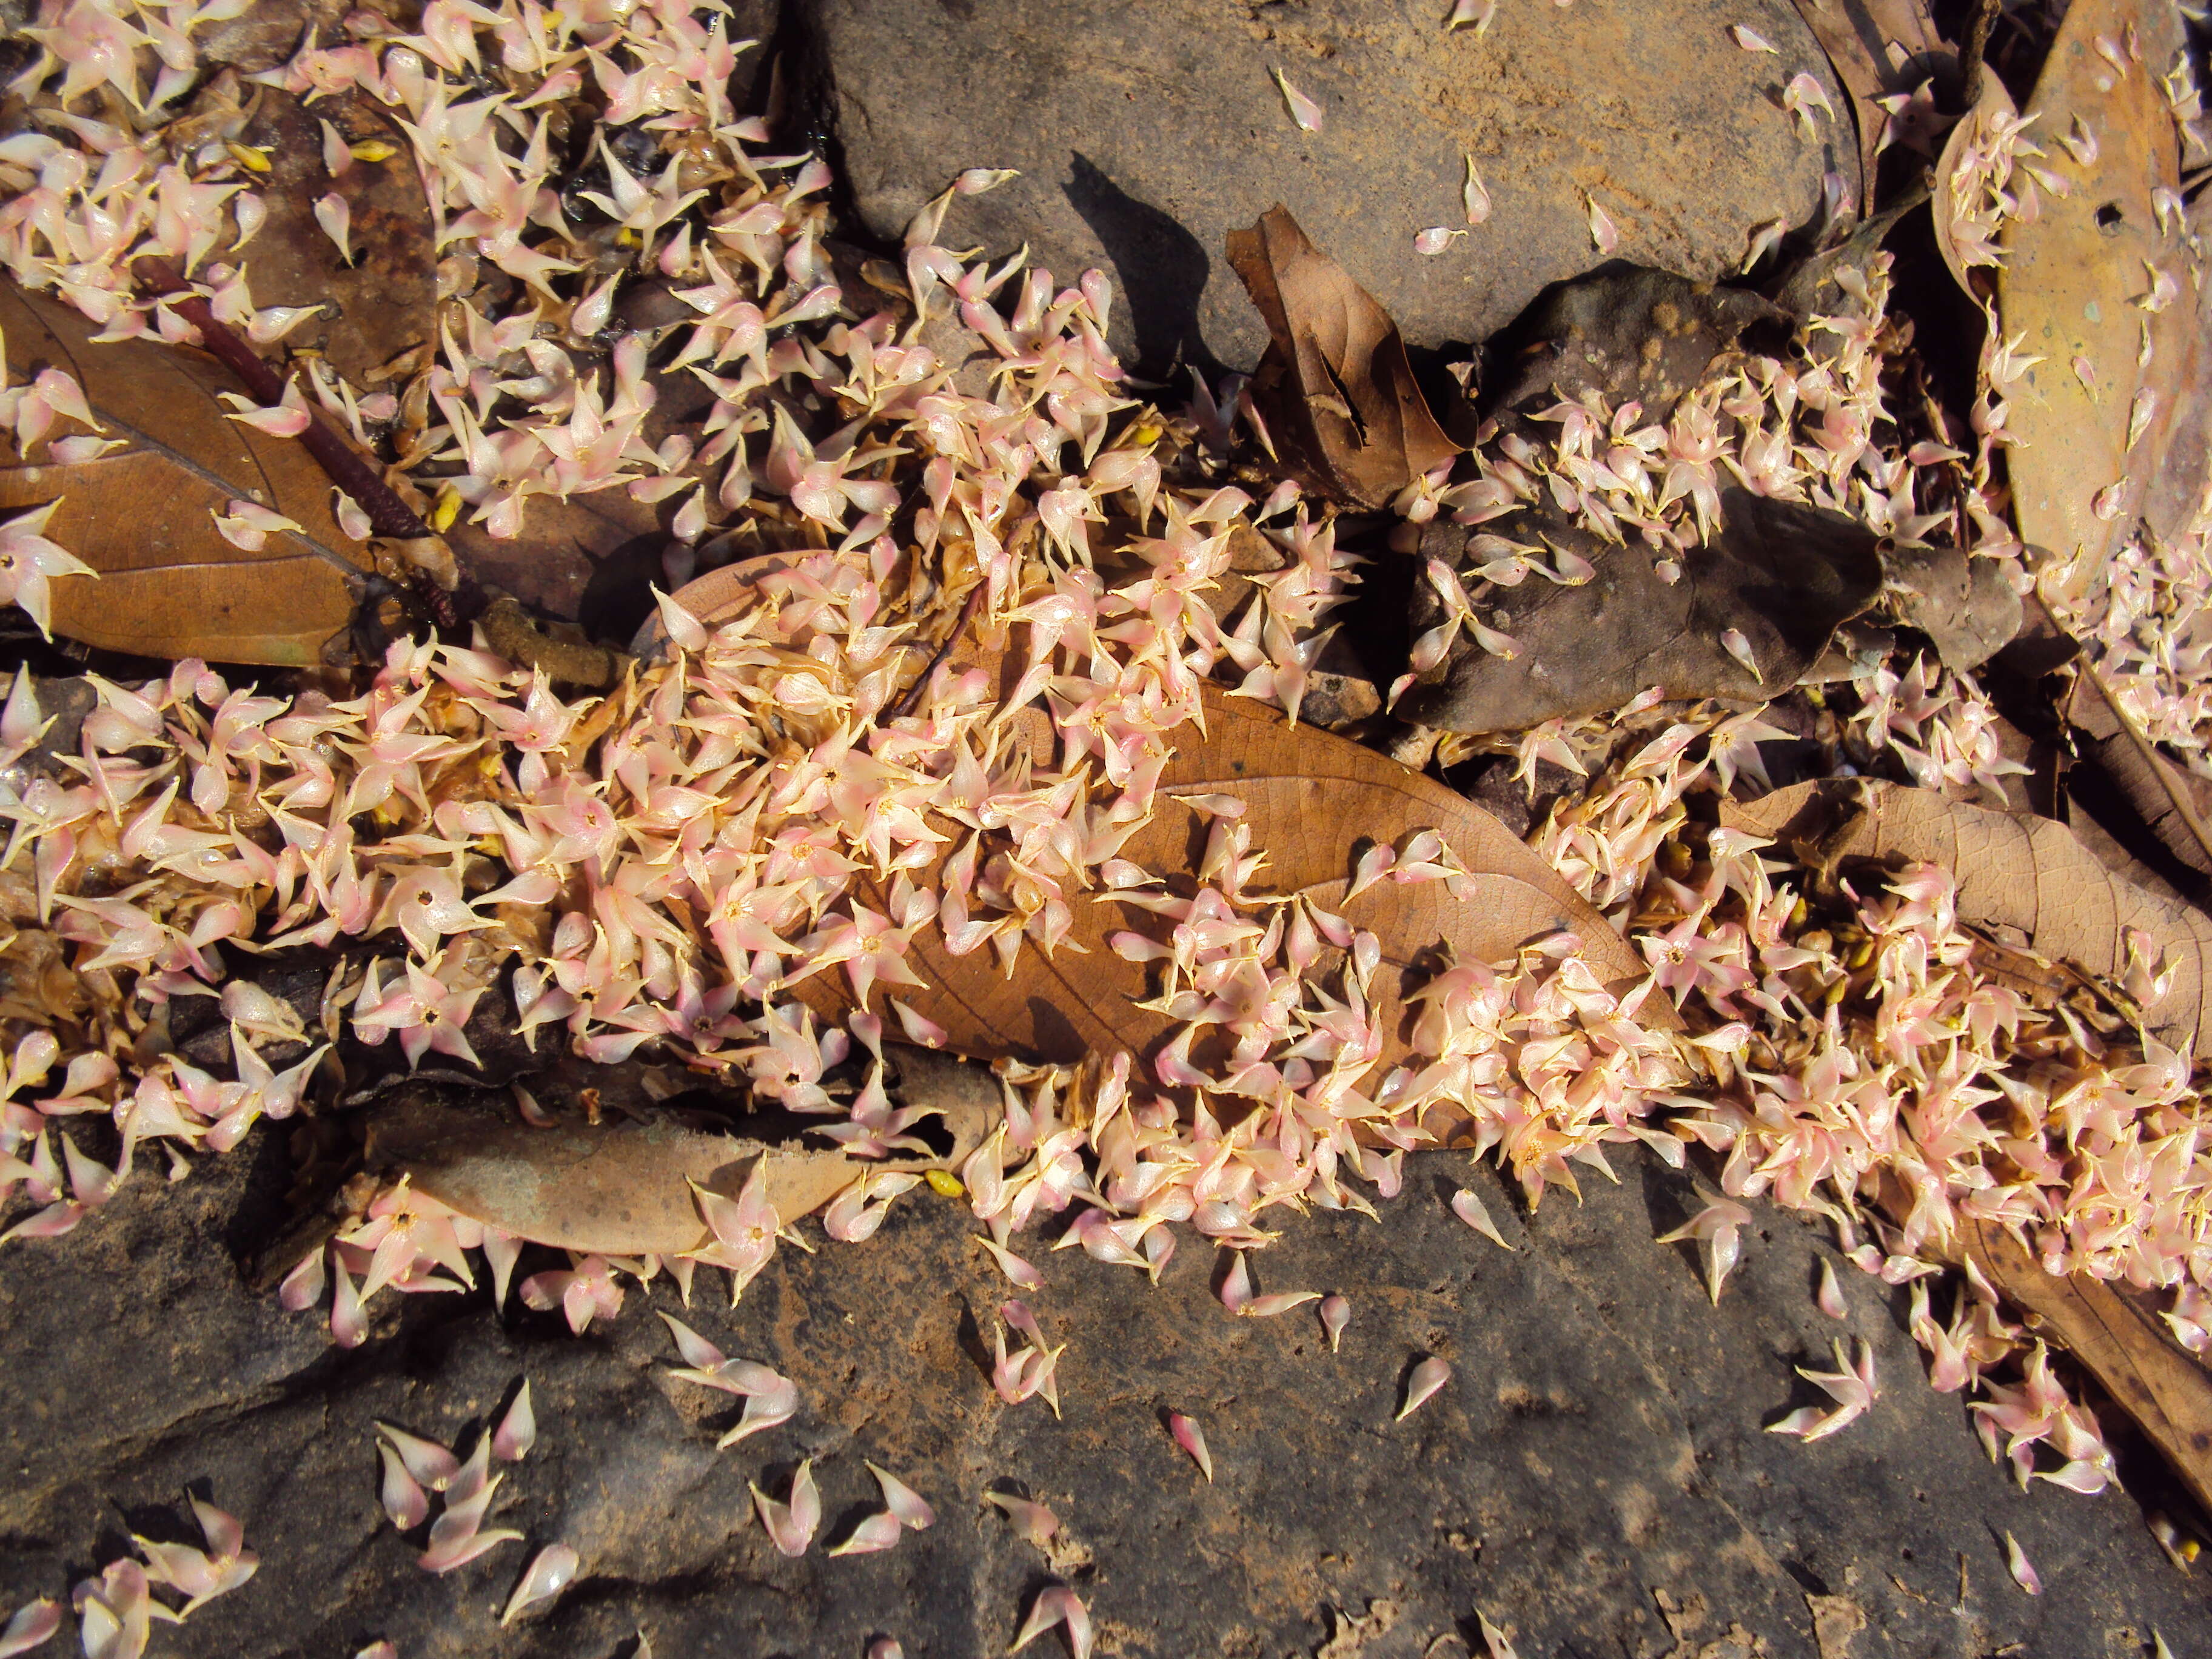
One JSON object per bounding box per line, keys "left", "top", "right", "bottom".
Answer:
{"left": 1845, "top": 651, "right": 2029, "bottom": 806}
{"left": 0, "top": 0, "right": 2207, "bottom": 1551}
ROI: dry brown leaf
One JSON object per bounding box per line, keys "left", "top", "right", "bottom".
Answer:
{"left": 2065, "top": 676, "right": 2212, "bottom": 885}
{"left": 1401, "top": 489, "right": 1885, "bottom": 734}
{"left": 368, "top": 1048, "right": 998, "bottom": 1256}
{"left": 1948, "top": 1213, "right": 2212, "bottom": 1521}
{"left": 1492, "top": 265, "right": 1789, "bottom": 424}
{"left": 0, "top": 284, "right": 370, "bottom": 665}
{"left": 654, "top": 568, "right": 1660, "bottom": 1078}
{"left": 1785, "top": 0, "right": 1951, "bottom": 211}
{"left": 449, "top": 487, "right": 667, "bottom": 625}
{"left": 1725, "top": 778, "right": 2212, "bottom": 1051}
{"left": 1225, "top": 205, "right": 1458, "bottom": 510}
{"left": 791, "top": 681, "right": 1666, "bottom": 1105}
{"left": 1998, "top": 0, "right": 2192, "bottom": 608}
{"left": 233, "top": 91, "right": 437, "bottom": 386}
{"left": 1877, "top": 541, "right": 2022, "bottom": 671}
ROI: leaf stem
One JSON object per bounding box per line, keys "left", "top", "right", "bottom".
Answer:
{"left": 130, "top": 256, "right": 432, "bottom": 541}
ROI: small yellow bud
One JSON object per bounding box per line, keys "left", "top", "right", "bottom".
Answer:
{"left": 429, "top": 485, "right": 463, "bottom": 533}
{"left": 224, "top": 142, "right": 273, "bottom": 173}
{"left": 924, "top": 1168, "right": 965, "bottom": 1199}
{"left": 349, "top": 139, "right": 400, "bottom": 163}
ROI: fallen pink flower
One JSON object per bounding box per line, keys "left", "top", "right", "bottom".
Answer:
{"left": 1768, "top": 1339, "right": 1877, "bottom": 1441}
{"left": 500, "top": 1544, "right": 578, "bottom": 1626}
{"left": 750, "top": 1460, "right": 821, "bottom": 1558}
{"left": 1319, "top": 1295, "right": 1350, "bottom": 1353}
{"left": 1398, "top": 1356, "right": 1450, "bottom": 1422}
{"left": 0, "top": 1598, "right": 60, "bottom": 1658}
{"left": 1450, "top": 1187, "right": 1515, "bottom": 1251}
{"left": 1167, "top": 1410, "right": 1213, "bottom": 1481}
{"left": 826, "top": 1512, "right": 903, "bottom": 1557}
{"left": 492, "top": 1381, "right": 536, "bottom": 1461}
{"left": 867, "top": 1461, "right": 935, "bottom": 1529}
{"left": 2003, "top": 1531, "right": 2040, "bottom": 1594}
{"left": 984, "top": 1490, "right": 1061, "bottom": 1549}
{"left": 1655, "top": 1199, "right": 1754, "bottom": 1304}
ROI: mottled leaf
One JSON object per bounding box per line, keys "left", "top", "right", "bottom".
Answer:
{"left": 235, "top": 90, "right": 437, "bottom": 384}
{"left": 1879, "top": 541, "right": 2022, "bottom": 671}
{"left": 1401, "top": 490, "right": 1885, "bottom": 733}
{"left": 1486, "top": 265, "right": 1786, "bottom": 423}
{"left": 1998, "top": 0, "right": 2192, "bottom": 607}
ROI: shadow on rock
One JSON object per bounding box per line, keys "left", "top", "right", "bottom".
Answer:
{"left": 1063, "top": 152, "right": 1219, "bottom": 383}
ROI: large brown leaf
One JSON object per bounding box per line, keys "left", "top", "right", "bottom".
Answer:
{"left": 1725, "top": 779, "right": 2212, "bottom": 1051}
{"left": 795, "top": 682, "right": 1665, "bottom": 1078}
{"left": 1949, "top": 1214, "right": 2212, "bottom": 1521}
{"left": 0, "top": 284, "right": 370, "bottom": 665}
{"left": 1225, "top": 206, "right": 1458, "bottom": 511}
{"left": 368, "top": 1047, "right": 998, "bottom": 1255}
{"left": 1997, "top": 0, "right": 2192, "bottom": 608}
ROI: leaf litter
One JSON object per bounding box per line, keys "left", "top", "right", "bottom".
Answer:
{"left": 0, "top": 0, "right": 2210, "bottom": 1643}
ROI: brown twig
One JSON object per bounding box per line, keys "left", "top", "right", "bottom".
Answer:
{"left": 478, "top": 596, "right": 631, "bottom": 689}
{"left": 886, "top": 580, "right": 984, "bottom": 723}
{"left": 132, "top": 256, "right": 432, "bottom": 542}
{"left": 1958, "top": 0, "right": 2001, "bottom": 112}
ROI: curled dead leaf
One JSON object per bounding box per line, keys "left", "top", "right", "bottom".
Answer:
{"left": 2063, "top": 673, "right": 2212, "bottom": 888}
{"left": 1783, "top": 0, "right": 1951, "bottom": 212}
{"left": 1937, "top": 1210, "right": 2212, "bottom": 1523}
{"left": 1225, "top": 206, "right": 1459, "bottom": 509}
{"left": 1931, "top": 71, "right": 2019, "bottom": 299}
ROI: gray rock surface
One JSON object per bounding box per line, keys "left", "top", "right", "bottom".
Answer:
{"left": 792, "top": 0, "right": 1845, "bottom": 375}
{"left": 3, "top": 1124, "right": 2206, "bottom": 1657}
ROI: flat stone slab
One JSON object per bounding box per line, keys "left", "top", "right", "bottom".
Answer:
{"left": 2, "top": 1129, "right": 2203, "bottom": 1657}
{"left": 795, "top": 0, "right": 1845, "bottom": 374}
